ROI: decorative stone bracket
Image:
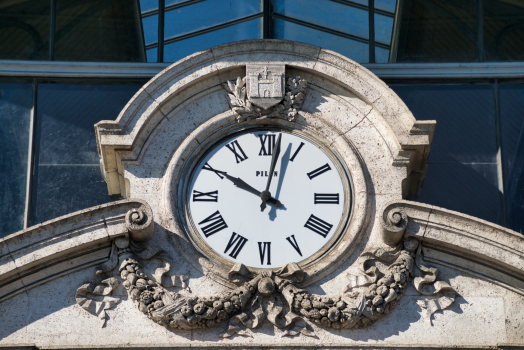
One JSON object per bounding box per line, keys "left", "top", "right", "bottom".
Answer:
{"left": 76, "top": 205, "right": 455, "bottom": 335}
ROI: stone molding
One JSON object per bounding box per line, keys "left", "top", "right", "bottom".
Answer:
{"left": 0, "top": 199, "right": 153, "bottom": 303}
{"left": 382, "top": 200, "right": 524, "bottom": 294}
{"left": 94, "top": 39, "right": 434, "bottom": 198}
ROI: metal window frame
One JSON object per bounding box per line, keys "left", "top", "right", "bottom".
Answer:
{"left": 2, "top": 59, "right": 524, "bottom": 233}
{"left": 1, "top": 61, "right": 524, "bottom": 79}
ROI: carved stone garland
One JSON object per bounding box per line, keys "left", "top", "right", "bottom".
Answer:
{"left": 76, "top": 207, "right": 456, "bottom": 337}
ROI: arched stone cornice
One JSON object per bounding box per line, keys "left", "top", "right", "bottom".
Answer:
{"left": 382, "top": 200, "right": 524, "bottom": 294}
{"left": 0, "top": 199, "right": 153, "bottom": 303}
{"left": 95, "top": 40, "right": 435, "bottom": 198}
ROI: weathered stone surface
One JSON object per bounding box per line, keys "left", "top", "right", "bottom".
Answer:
{"left": 1, "top": 40, "right": 523, "bottom": 349}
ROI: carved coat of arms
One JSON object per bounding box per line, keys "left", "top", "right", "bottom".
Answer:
{"left": 246, "top": 64, "right": 285, "bottom": 109}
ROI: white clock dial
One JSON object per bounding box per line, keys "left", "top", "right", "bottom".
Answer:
{"left": 187, "top": 130, "right": 349, "bottom": 269}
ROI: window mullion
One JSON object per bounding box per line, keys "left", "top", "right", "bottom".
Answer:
{"left": 23, "top": 79, "right": 38, "bottom": 229}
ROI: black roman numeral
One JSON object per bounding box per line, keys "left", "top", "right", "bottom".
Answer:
{"left": 286, "top": 235, "right": 302, "bottom": 257}
{"left": 197, "top": 211, "right": 228, "bottom": 237}
{"left": 202, "top": 162, "right": 224, "bottom": 179}
{"left": 289, "top": 142, "right": 305, "bottom": 162}
{"left": 192, "top": 190, "right": 218, "bottom": 202}
{"left": 314, "top": 193, "right": 339, "bottom": 204}
{"left": 307, "top": 163, "right": 332, "bottom": 179}
{"left": 258, "top": 242, "right": 271, "bottom": 265}
{"left": 304, "top": 214, "right": 333, "bottom": 238}
{"left": 224, "top": 233, "right": 248, "bottom": 259}
{"left": 225, "top": 140, "right": 248, "bottom": 163}
{"left": 258, "top": 134, "right": 276, "bottom": 156}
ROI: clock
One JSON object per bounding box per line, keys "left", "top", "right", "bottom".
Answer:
{"left": 184, "top": 128, "right": 352, "bottom": 269}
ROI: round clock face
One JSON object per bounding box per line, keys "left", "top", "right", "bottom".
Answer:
{"left": 186, "top": 130, "right": 350, "bottom": 269}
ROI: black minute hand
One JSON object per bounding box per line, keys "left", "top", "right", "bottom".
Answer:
{"left": 260, "top": 133, "right": 282, "bottom": 211}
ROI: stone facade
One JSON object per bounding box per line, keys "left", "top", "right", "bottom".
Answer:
{"left": 1, "top": 40, "right": 523, "bottom": 349}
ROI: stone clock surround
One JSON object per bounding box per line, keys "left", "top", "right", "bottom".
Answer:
{"left": 94, "top": 39, "right": 435, "bottom": 284}
{"left": 2, "top": 40, "right": 524, "bottom": 348}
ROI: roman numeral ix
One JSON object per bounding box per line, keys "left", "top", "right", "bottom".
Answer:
{"left": 258, "top": 242, "right": 271, "bottom": 265}
{"left": 224, "top": 233, "right": 248, "bottom": 259}
{"left": 259, "top": 134, "right": 276, "bottom": 156}
{"left": 197, "top": 210, "right": 228, "bottom": 237}
{"left": 202, "top": 162, "right": 224, "bottom": 179}
{"left": 192, "top": 190, "right": 218, "bottom": 202}
{"left": 286, "top": 235, "right": 302, "bottom": 256}
{"left": 304, "top": 214, "right": 333, "bottom": 238}
{"left": 314, "top": 193, "right": 339, "bottom": 204}
{"left": 225, "top": 140, "right": 248, "bottom": 163}
{"left": 307, "top": 163, "right": 332, "bottom": 179}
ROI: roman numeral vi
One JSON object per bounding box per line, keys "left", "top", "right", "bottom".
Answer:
{"left": 197, "top": 210, "right": 228, "bottom": 237}
{"left": 224, "top": 233, "right": 248, "bottom": 259}
{"left": 304, "top": 214, "right": 333, "bottom": 238}
{"left": 258, "top": 242, "right": 271, "bottom": 265}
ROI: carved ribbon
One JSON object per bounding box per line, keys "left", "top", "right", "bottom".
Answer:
{"left": 414, "top": 245, "right": 455, "bottom": 324}
{"left": 75, "top": 277, "right": 120, "bottom": 327}
{"left": 345, "top": 243, "right": 404, "bottom": 291}
{"left": 132, "top": 242, "right": 189, "bottom": 289}
{"left": 221, "top": 263, "right": 315, "bottom": 338}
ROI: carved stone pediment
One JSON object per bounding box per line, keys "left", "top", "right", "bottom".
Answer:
{"left": 2, "top": 40, "right": 524, "bottom": 349}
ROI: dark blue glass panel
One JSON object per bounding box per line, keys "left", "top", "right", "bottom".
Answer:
{"left": 375, "top": 0, "right": 397, "bottom": 13}
{"left": 376, "top": 46, "right": 389, "bottom": 63}
{"left": 147, "top": 47, "right": 158, "bottom": 62}
{"left": 272, "top": 0, "right": 369, "bottom": 40}
{"left": 396, "top": 0, "right": 478, "bottom": 62}
{"left": 164, "top": 0, "right": 261, "bottom": 40}
{"left": 391, "top": 84, "right": 500, "bottom": 225}
{"left": 0, "top": 0, "right": 50, "bottom": 60}
{"left": 140, "top": 0, "right": 158, "bottom": 12}
{"left": 166, "top": 0, "right": 191, "bottom": 5}
{"left": 31, "top": 166, "right": 109, "bottom": 225}
{"left": 142, "top": 14, "right": 158, "bottom": 46}
{"left": 31, "top": 83, "right": 143, "bottom": 225}
{"left": 500, "top": 84, "right": 524, "bottom": 233}
{"left": 392, "top": 85, "right": 497, "bottom": 163}
{"left": 484, "top": 0, "right": 524, "bottom": 61}
{"left": 375, "top": 13, "right": 393, "bottom": 45}
{"left": 55, "top": 0, "right": 144, "bottom": 62}
{"left": 0, "top": 82, "right": 32, "bottom": 237}
{"left": 164, "top": 18, "right": 262, "bottom": 62}
{"left": 273, "top": 18, "right": 369, "bottom": 63}
{"left": 418, "top": 163, "right": 501, "bottom": 225}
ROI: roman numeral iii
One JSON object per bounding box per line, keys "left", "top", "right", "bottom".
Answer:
{"left": 224, "top": 233, "right": 248, "bottom": 259}
{"left": 304, "top": 214, "right": 333, "bottom": 238}
{"left": 307, "top": 163, "right": 331, "bottom": 179}
{"left": 258, "top": 242, "right": 271, "bottom": 265}
{"left": 197, "top": 210, "right": 228, "bottom": 237}
{"left": 286, "top": 235, "right": 302, "bottom": 256}
{"left": 225, "top": 140, "right": 248, "bottom": 163}
{"left": 258, "top": 134, "right": 276, "bottom": 156}
{"left": 192, "top": 190, "right": 218, "bottom": 202}
{"left": 314, "top": 193, "right": 339, "bottom": 204}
